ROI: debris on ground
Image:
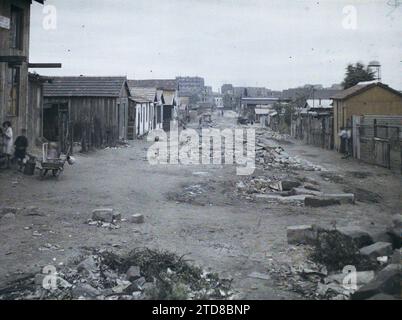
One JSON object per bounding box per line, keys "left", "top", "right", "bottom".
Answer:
{"left": 0, "top": 248, "right": 233, "bottom": 300}
{"left": 274, "top": 219, "right": 400, "bottom": 300}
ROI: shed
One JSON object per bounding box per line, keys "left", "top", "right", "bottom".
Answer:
{"left": 43, "top": 76, "right": 129, "bottom": 152}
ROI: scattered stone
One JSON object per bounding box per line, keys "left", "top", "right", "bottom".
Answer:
{"left": 325, "top": 271, "right": 375, "bottom": 287}
{"left": 126, "top": 266, "right": 141, "bottom": 281}
{"left": 303, "top": 183, "right": 320, "bottom": 191}
{"left": 256, "top": 194, "right": 306, "bottom": 206}
{"left": 24, "top": 206, "right": 40, "bottom": 216}
{"left": 305, "top": 196, "right": 340, "bottom": 207}
{"left": 390, "top": 249, "right": 400, "bottom": 264}
{"left": 77, "top": 256, "right": 98, "bottom": 277}
{"left": 1, "top": 207, "right": 19, "bottom": 215}
{"left": 359, "top": 242, "right": 393, "bottom": 259}
{"left": 352, "top": 264, "right": 400, "bottom": 300}
{"left": 34, "top": 273, "right": 46, "bottom": 286}
{"left": 113, "top": 211, "right": 122, "bottom": 221}
{"left": 280, "top": 180, "right": 302, "bottom": 191}
{"left": 287, "top": 225, "right": 318, "bottom": 245}
{"left": 72, "top": 283, "right": 101, "bottom": 298}
{"left": 1, "top": 213, "right": 16, "bottom": 222}
{"left": 337, "top": 226, "right": 373, "bottom": 248}
{"left": 112, "top": 279, "right": 132, "bottom": 294}
{"left": 133, "top": 277, "right": 146, "bottom": 288}
{"left": 292, "top": 187, "right": 322, "bottom": 197}
{"left": 130, "top": 214, "right": 144, "bottom": 224}
{"left": 305, "top": 194, "right": 355, "bottom": 207}
{"left": 92, "top": 208, "right": 114, "bottom": 223}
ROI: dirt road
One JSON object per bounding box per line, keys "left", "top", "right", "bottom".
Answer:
{"left": 0, "top": 112, "right": 400, "bottom": 299}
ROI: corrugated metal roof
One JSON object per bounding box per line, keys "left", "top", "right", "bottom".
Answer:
{"left": 43, "top": 76, "right": 127, "bottom": 97}
{"left": 128, "top": 79, "right": 177, "bottom": 91}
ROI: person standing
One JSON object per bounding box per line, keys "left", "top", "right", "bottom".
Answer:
{"left": 2, "top": 121, "right": 13, "bottom": 168}
{"left": 14, "top": 129, "right": 28, "bottom": 170}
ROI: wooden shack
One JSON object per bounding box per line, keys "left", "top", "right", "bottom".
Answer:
{"left": 43, "top": 76, "right": 130, "bottom": 152}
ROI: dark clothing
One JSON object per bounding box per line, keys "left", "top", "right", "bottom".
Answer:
{"left": 14, "top": 135, "right": 28, "bottom": 160}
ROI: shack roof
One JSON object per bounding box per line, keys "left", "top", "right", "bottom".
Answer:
{"left": 129, "top": 87, "right": 157, "bottom": 102}
{"left": 128, "top": 79, "right": 177, "bottom": 91}
{"left": 43, "top": 76, "right": 127, "bottom": 97}
{"left": 331, "top": 82, "right": 402, "bottom": 100}
{"left": 242, "top": 97, "right": 279, "bottom": 105}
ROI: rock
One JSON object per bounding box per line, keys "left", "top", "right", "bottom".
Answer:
{"left": 326, "top": 271, "right": 375, "bottom": 286}
{"left": 92, "top": 208, "right": 114, "bottom": 223}
{"left": 130, "top": 214, "right": 144, "bottom": 224}
{"left": 305, "top": 196, "right": 340, "bottom": 207}
{"left": 367, "top": 293, "right": 398, "bottom": 300}
{"left": 280, "top": 180, "right": 302, "bottom": 191}
{"left": 126, "top": 266, "right": 141, "bottom": 281}
{"left": 255, "top": 194, "right": 306, "bottom": 205}
{"left": 72, "top": 284, "right": 101, "bottom": 298}
{"left": 352, "top": 264, "right": 400, "bottom": 300}
{"left": 34, "top": 273, "right": 46, "bottom": 286}
{"left": 113, "top": 211, "right": 122, "bottom": 221}
{"left": 305, "top": 194, "right": 355, "bottom": 207}
{"left": 386, "top": 226, "right": 401, "bottom": 249}
{"left": 360, "top": 242, "right": 393, "bottom": 259}
{"left": 287, "top": 225, "right": 317, "bottom": 245}
{"left": 25, "top": 206, "right": 39, "bottom": 215}
{"left": 77, "top": 256, "right": 98, "bottom": 276}
{"left": 303, "top": 183, "right": 320, "bottom": 191}
{"left": 338, "top": 226, "right": 373, "bottom": 248}
{"left": 134, "top": 277, "right": 146, "bottom": 288}
{"left": 390, "top": 249, "right": 400, "bottom": 264}
{"left": 370, "top": 230, "right": 394, "bottom": 244}
{"left": 292, "top": 187, "right": 323, "bottom": 197}
{"left": 112, "top": 279, "right": 132, "bottom": 294}
{"left": 1, "top": 207, "right": 19, "bottom": 215}
{"left": 1, "top": 213, "right": 16, "bottom": 222}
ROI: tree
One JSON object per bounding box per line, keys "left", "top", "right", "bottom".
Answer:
{"left": 342, "top": 62, "right": 375, "bottom": 89}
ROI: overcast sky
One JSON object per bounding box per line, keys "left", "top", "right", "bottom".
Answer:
{"left": 29, "top": 0, "right": 402, "bottom": 91}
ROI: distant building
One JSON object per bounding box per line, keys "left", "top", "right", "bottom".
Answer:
{"left": 176, "top": 76, "right": 205, "bottom": 97}
{"left": 221, "top": 84, "right": 234, "bottom": 95}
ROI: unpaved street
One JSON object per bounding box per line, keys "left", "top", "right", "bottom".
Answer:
{"left": 0, "top": 112, "right": 400, "bottom": 299}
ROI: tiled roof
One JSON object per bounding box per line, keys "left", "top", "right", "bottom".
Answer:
{"left": 128, "top": 79, "right": 177, "bottom": 91}
{"left": 43, "top": 76, "right": 127, "bottom": 97}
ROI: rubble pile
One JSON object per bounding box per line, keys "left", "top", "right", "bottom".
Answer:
{"left": 255, "top": 132, "right": 325, "bottom": 172}
{"left": 0, "top": 248, "right": 233, "bottom": 300}
{"left": 273, "top": 218, "right": 401, "bottom": 300}
{"left": 235, "top": 173, "right": 356, "bottom": 208}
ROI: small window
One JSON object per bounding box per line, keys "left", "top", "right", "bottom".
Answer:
{"left": 7, "top": 67, "right": 20, "bottom": 116}
{"left": 10, "top": 6, "right": 23, "bottom": 50}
